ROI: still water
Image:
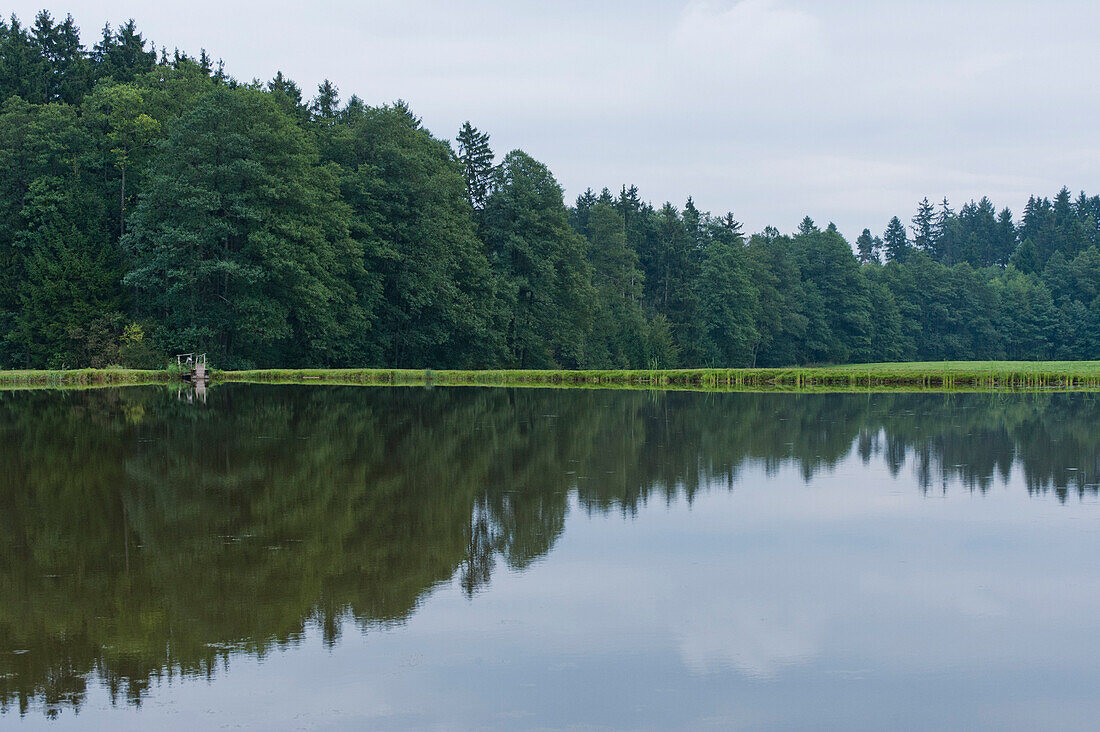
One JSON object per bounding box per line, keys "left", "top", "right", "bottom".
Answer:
{"left": 2, "top": 385, "right": 1100, "bottom": 730}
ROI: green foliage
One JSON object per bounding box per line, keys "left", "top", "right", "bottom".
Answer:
{"left": 856, "top": 228, "right": 880, "bottom": 264}
{"left": 584, "top": 202, "right": 647, "bottom": 366}
{"left": 322, "top": 102, "right": 498, "bottom": 367}
{"left": 883, "top": 216, "right": 909, "bottom": 262}
{"left": 310, "top": 78, "right": 339, "bottom": 123}
{"left": 91, "top": 20, "right": 155, "bottom": 84}
{"left": 124, "top": 87, "right": 365, "bottom": 368}
{"left": 1, "top": 10, "right": 1099, "bottom": 370}
{"left": 483, "top": 150, "right": 594, "bottom": 367}
{"left": 697, "top": 214, "right": 758, "bottom": 367}
{"left": 911, "top": 197, "right": 935, "bottom": 251}
{"left": 456, "top": 121, "right": 494, "bottom": 211}
{"left": 0, "top": 96, "right": 123, "bottom": 367}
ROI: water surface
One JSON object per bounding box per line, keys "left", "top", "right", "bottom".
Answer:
{"left": 2, "top": 386, "right": 1100, "bottom": 729}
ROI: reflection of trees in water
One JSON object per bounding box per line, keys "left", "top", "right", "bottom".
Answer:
{"left": 1, "top": 387, "right": 1099, "bottom": 715}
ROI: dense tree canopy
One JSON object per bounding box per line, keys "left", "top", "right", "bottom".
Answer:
{"left": 124, "top": 86, "right": 364, "bottom": 368}
{"left": 2, "top": 10, "right": 1099, "bottom": 369}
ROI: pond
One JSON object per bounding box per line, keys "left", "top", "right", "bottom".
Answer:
{"left": 2, "top": 385, "right": 1100, "bottom": 729}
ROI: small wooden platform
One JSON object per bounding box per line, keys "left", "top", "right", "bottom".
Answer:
{"left": 176, "top": 353, "right": 210, "bottom": 384}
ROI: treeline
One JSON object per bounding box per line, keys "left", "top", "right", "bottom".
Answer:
{"left": 2, "top": 12, "right": 1099, "bottom": 369}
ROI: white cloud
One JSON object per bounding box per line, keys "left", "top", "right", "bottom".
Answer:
{"left": 13, "top": 0, "right": 1100, "bottom": 238}
{"left": 673, "top": 0, "right": 823, "bottom": 73}
{"left": 677, "top": 598, "right": 823, "bottom": 678}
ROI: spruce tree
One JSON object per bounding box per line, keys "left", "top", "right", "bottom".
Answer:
{"left": 856, "top": 228, "right": 879, "bottom": 264}
{"left": 931, "top": 197, "right": 956, "bottom": 263}
{"left": 570, "top": 188, "right": 597, "bottom": 237}
{"left": 92, "top": 19, "right": 155, "bottom": 83}
{"left": 267, "top": 71, "right": 307, "bottom": 121}
{"left": 617, "top": 184, "right": 641, "bottom": 230}
{"left": 456, "top": 121, "right": 493, "bottom": 210}
{"left": 31, "top": 12, "right": 82, "bottom": 103}
{"left": 911, "top": 197, "right": 935, "bottom": 252}
{"left": 0, "top": 15, "right": 45, "bottom": 102}
{"left": 883, "top": 216, "right": 909, "bottom": 262}
{"left": 995, "top": 208, "right": 1017, "bottom": 266}
{"left": 311, "top": 79, "right": 339, "bottom": 123}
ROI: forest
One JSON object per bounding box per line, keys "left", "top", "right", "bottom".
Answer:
{"left": 2, "top": 11, "right": 1099, "bottom": 370}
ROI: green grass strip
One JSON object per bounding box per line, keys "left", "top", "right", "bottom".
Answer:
{"left": 8, "top": 362, "right": 1100, "bottom": 392}
{"left": 0, "top": 368, "right": 171, "bottom": 388}
{"left": 215, "top": 361, "right": 1100, "bottom": 390}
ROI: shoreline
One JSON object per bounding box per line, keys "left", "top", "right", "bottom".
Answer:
{"left": 6, "top": 362, "right": 1100, "bottom": 391}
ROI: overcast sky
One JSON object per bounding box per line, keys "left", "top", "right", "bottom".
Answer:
{"left": 12, "top": 0, "right": 1100, "bottom": 238}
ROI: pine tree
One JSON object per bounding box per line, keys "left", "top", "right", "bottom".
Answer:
{"left": 0, "top": 15, "right": 45, "bottom": 102}
{"left": 92, "top": 19, "right": 155, "bottom": 83}
{"left": 995, "top": 208, "right": 1016, "bottom": 266}
{"left": 1052, "top": 186, "right": 1086, "bottom": 261}
{"left": 570, "top": 188, "right": 597, "bottom": 237}
{"left": 212, "top": 58, "right": 227, "bottom": 84}
{"left": 1011, "top": 238, "right": 1039, "bottom": 274}
{"left": 0, "top": 98, "right": 123, "bottom": 367}
{"left": 456, "top": 121, "right": 494, "bottom": 210}
{"left": 682, "top": 197, "right": 704, "bottom": 242}
{"left": 931, "top": 197, "right": 956, "bottom": 263}
{"left": 342, "top": 94, "right": 365, "bottom": 121}
{"left": 311, "top": 79, "right": 340, "bottom": 123}
{"left": 617, "top": 185, "right": 641, "bottom": 230}
{"left": 52, "top": 14, "right": 88, "bottom": 103}
{"left": 719, "top": 211, "right": 744, "bottom": 242}
{"left": 856, "top": 228, "right": 879, "bottom": 264}
{"left": 957, "top": 197, "right": 998, "bottom": 266}
{"left": 91, "top": 22, "right": 113, "bottom": 67}
{"left": 883, "top": 216, "right": 909, "bottom": 262}
{"left": 389, "top": 99, "right": 421, "bottom": 127}
{"left": 911, "top": 197, "right": 935, "bottom": 251}
{"left": 1019, "top": 195, "right": 1055, "bottom": 268}
{"left": 267, "top": 71, "right": 307, "bottom": 121}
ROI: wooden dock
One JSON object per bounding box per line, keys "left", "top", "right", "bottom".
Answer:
{"left": 176, "top": 353, "right": 210, "bottom": 384}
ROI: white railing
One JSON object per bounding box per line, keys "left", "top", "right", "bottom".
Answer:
{"left": 175, "top": 353, "right": 208, "bottom": 369}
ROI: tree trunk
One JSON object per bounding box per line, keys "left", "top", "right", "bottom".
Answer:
{"left": 119, "top": 164, "right": 126, "bottom": 237}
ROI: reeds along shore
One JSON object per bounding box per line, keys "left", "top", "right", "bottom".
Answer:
{"left": 0, "top": 368, "right": 170, "bottom": 387}
{"left": 6, "top": 363, "right": 1100, "bottom": 390}
{"left": 216, "top": 362, "right": 1100, "bottom": 389}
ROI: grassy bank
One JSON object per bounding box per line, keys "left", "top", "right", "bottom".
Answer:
{"left": 7, "top": 362, "right": 1100, "bottom": 391}
{"left": 217, "top": 361, "right": 1100, "bottom": 390}
{"left": 0, "top": 368, "right": 171, "bottom": 388}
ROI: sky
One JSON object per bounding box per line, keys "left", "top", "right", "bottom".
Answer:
{"left": 12, "top": 0, "right": 1100, "bottom": 239}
